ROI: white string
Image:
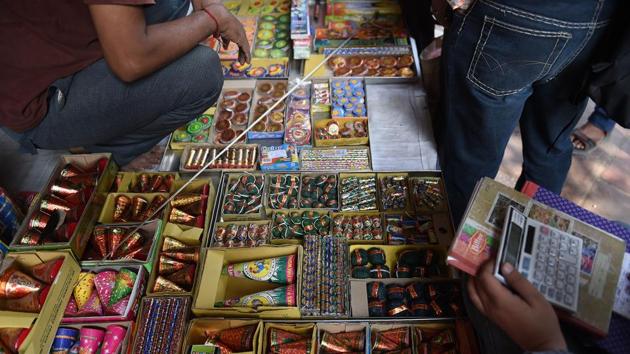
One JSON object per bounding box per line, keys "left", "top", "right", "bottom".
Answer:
{"left": 106, "top": 35, "right": 355, "bottom": 259}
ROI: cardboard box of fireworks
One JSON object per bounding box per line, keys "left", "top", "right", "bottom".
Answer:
{"left": 0, "top": 250, "right": 80, "bottom": 354}
{"left": 146, "top": 178, "right": 216, "bottom": 296}
{"left": 260, "top": 322, "right": 317, "bottom": 354}
{"left": 316, "top": 322, "right": 369, "bottom": 354}
{"left": 112, "top": 172, "right": 180, "bottom": 193}
{"left": 192, "top": 245, "right": 302, "bottom": 319}
{"left": 61, "top": 264, "right": 147, "bottom": 324}
{"left": 10, "top": 153, "right": 118, "bottom": 258}
{"left": 182, "top": 319, "right": 262, "bottom": 354}
{"left": 49, "top": 320, "right": 135, "bottom": 354}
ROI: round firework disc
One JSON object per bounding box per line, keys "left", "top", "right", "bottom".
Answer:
{"left": 251, "top": 0, "right": 263, "bottom": 7}
{"left": 215, "top": 118, "right": 231, "bottom": 132}
{"left": 233, "top": 113, "right": 249, "bottom": 125}
{"left": 367, "top": 68, "right": 378, "bottom": 76}
{"left": 268, "top": 64, "right": 285, "bottom": 76}
{"left": 218, "top": 110, "right": 234, "bottom": 121}
{"left": 279, "top": 3, "right": 290, "bottom": 13}
{"left": 231, "top": 61, "right": 251, "bottom": 72}
{"left": 253, "top": 121, "right": 266, "bottom": 132}
{"left": 351, "top": 66, "right": 368, "bottom": 76}
{"left": 347, "top": 56, "right": 364, "bottom": 69}
{"left": 274, "top": 82, "right": 288, "bottom": 91}
{"left": 223, "top": 90, "right": 240, "bottom": 99}
{"left": 326, "top": 121, "right": 340, "bottom": 136}
{"left": 276, "top": 31, "right": 289, "bottom": 40}
{"left": 288, "top": 126, "right": 309, "bottom": 143}
{"left": 259, "top": 21, "right": 276, "bottom": 31}
{"left": 270, "top": 49, "right": 285, "bottom": 58}
{"left": 292, "top": 87, "right": 308, "bottom": 99}
{"left": 331, "top": 106, "right": 345, "bottom": 117}
{"left": 379, "top": 67, "right": 398, "bottom": 77}
{"left": 272, "top": 102, "right": 286, "bottom": 112}
{"left": 261, "top": 5, "right": 274, "bottom": 14}
{"left": 256, "top": 40, "right": 273, "bottom": 49}
{"left": 258, "top": 82, "right": 273, "bottom": 95}
{"left": 254, "top": 48, "right": 270, "bottom": 58}
{"left": 237, "top": 92, "right": 251, "bottom": 103}
{"left": 380, "top": 56, "right": 398, "bottom": 68}
{"left": 270, "top": 111, "right": 284, "bottom": 124}
{"left": 274, "top": 39, "right": 289, "bottom": 50}
{"left": 192, "top": 133, "right": 207, "bottom": 142}
{"left": 247, "top": 66, "right": 268, "bottom": 78}
{"left": 271, "top": 89, "right": 285, "bottom": 99}
{"left": 278, "top": 14, "right": 290, "bottom": 23}
{"left": 173, "top": 131, "right": 191, "bottom": 142}
{"left": 290, "top": 111, "right": 307, "bottom": 124}
{"left": 221, "top": 99, "right": 237, "bottom": 110}
{"left": 257, "top": 29, "right": 274, "bottom": 41}
{"left": 400, "top": 67, "right": 415, "bottom": 78}
{"left": 261, "top": 15, "right": 276, "bottom": 22}
{"left": 277, "top": 23, "right": 289, "bottom": 31}
{"left": 255, "top": 104, "right": 269, "bottom": 116}
{"left": 219, "top": 129, "right": 236, "bottom": 144}
{"left": 397, "top": 54, "right": 414, "bottom": 68}
{"left": 328, "top": 56, "right": 347, "bottom": 69}
{"left": 365, "top": 57, "right": 380, "bottom": 69}
{"left": 197, "top": 114, "right": 213, "bottom": 129}
{"left": 268, "top": 122, "right": 282, "bottom": 132}
{"left": 235, "top": 103, "right": 249, "bottom": 113}
{"left": 186, "top": 121, "right": 204, "bottom": 134}
{"left": 334, "top": 66, "right": 352, "bottom": 77}
{"left": 291, "top": 99, "right": 309, "bottom": 111}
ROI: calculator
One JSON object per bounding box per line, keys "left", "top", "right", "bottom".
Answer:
{"left": 494, "top": 206, "right": 583, "bottom": 312}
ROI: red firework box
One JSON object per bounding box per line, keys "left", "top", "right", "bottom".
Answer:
{"left": 61, "top": 264, "right": 147, "bottom": 324}
{"left": 0, "top": 251, "right": 80, "bottom": 354}
{"left": 261, "top": 323, "right": 317, "bottom": 354}
{"left": 317, "top": 322, "right": 369, "bottom": 354}
{"left": 10, "top": 153, "right": 118, "bottom": 258}
{"left": 192, "top": 245, "right": 302, "bottom": 319}
{"left": 182, "top": 319, "right": 262, "bottom": 354}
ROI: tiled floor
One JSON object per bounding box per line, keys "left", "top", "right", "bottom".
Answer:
{"left": 496, "top": 102, "right": 630, "bottom": 224}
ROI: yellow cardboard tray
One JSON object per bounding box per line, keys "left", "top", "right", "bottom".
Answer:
{"left": 182, "top": 319, "right": 262, "bottom": 354}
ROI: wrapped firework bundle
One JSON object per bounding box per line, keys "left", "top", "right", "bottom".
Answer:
{"left": 0, "top": 257, "right": 64, "bottom": 313}
{"left": 222, "top": 174, "right": 265, "bottom": 218}
{"left": 340, "top": 175, "right": 377, "bottom": 211}
{"left": 133, "top": 296, "right": 190, "bottom": 353}
{"left": 213, "top": 221, "right": 270, "bottom": 248}
{"left": 320, "top": 330, "right": 365, "bottom": 354}
{"left": 267, "top": 328, "right": 313, "bottom": 354}
{"left": 204, "top": 324, "right": 257, "bottom": 353}
{"left": 168, "top": 184, "right": 210, "bottom": 228}
{"left": 153, "top": 236, "right": 200, "bottom": 294}
{"left": 267, "top": 174, "right": 300, "bottom": 209}
{"left": 271, "top": 210, "right": 331, "bottom": 240}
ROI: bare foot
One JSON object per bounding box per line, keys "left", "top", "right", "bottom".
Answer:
{"left": 571, "top": 122, "right": 606, "bottom": 151}
{"left": 121, "top": 144, "right": 166, "bottom": 171}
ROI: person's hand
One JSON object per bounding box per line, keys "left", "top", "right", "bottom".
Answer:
{"left": 204, "top": 3, "right": 251, "bottom": 64}
{"left": 468, "top": 260, "right": 568, "bottom": 352}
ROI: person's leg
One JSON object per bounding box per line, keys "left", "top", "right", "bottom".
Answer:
{"left": 26, "top": 45, "right": 223, "bottom": 166}
{"left": 570, "top": 107, "right": 616, "bottom": 152}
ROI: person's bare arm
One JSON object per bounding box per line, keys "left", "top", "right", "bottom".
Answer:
{"left": 89, "top": 3, "right": 249, "bottom": 82}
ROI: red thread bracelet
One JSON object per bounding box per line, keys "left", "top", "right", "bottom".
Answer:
{"left": 203, "top": 7, "right": 220, "bottom": 37}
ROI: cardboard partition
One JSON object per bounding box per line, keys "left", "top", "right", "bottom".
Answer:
{"left": 54, "top": 321, "right": 135, "bottom": 354}
{"left": 80, "top": 219, "right": 163, "bottom": 273}
{"left": 98, "top": 192, "right": 169, "bottom": 224}
{"left": 114, "top": 172, "right": 179, "bottom": 193}
{"left": 348, "top": 244, "right": 450, "bottom": 280}
{"left": 316, "top": 322, "right": 369, "bottom": 354}
{"left": 0, "top": 251, "right": 80, "bottom": 354}
{"left": 62, "top": 264, "right": 147, "bottom": 324}
{"left": 192, "top": 245, "right": 302, "bottom": 319}
{"left": 11, "top": 153, "right": 118, "bottom": 258}
{"left": 182, "top": 319, "right": 262, "bottom": 354}
{"left": 146, "top": 222, "right": 204, "bottom": 296}
{"left": 261, "top": 322, "right": 317, "bottom": 354}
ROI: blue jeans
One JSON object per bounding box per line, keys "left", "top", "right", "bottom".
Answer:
{"left": 588, "top": 106, "right": 616, "bottom": 134}
{"left": 437, "top": 0, "right": 620, "bottom": 352}
{"left": 20, "top": 0, "right": 223, "bottom": 166}
{"left": 437, "top": 0, "right": 619, "bottom": 225}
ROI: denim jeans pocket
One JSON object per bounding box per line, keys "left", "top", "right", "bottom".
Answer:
{"left": 466, "top": 16, "right": 571, "bottom": 96}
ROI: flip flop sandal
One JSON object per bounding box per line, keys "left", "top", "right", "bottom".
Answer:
{"left": 571, "top": 129, "right": 598, "bottom": 155}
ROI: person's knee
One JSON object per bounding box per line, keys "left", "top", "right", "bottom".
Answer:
{"left": 177, "top": 46, "right": 224, "bottom": 104}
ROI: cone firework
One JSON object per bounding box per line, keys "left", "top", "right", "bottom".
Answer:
{"left": 269, "top": 338, "right": 312, "bottom": 354}
{"left": 106, "top": 294, "right": 129, "bottom": 315}
{"left": 320, "top": 331, "right": 366, "bottom": 353}
{"left": 0, "top": 289, "right": 42, "bottom": 312}
{"left": 64, "top": 297, "right": 78, "bottom": 316}
{"left": 18, "top": 229, "right": 42, "bottom": 245}
{"left": 40, "top": 195, "right": 79, "bottom": 221}
{"left": 162, "top": 237, "right": 189, "bottom": 251}
{"left": 158, "top": 255, "right": 186, "bottom": 275}
{"left": 0, "top": 268, "right": 43, "bottom": 298}
{"left": 50, "top": 180, "right": 83, "bottom": 205}
{"left": 113, "top": 231, "right": 144, "bottom": 258}
{"left": 171, "top": 193, "right": 205, "bottom": 207}
{"left": 59, "top": 163, "right": 85, "bottom": 179}
{"left": 109, "top": 269, "right": 137, "bottom": 306}
{"left": 130, "top": 196, "right": 149, "bottom": 221}
{"left": 268, "top": 328, "right": 305, "bottom": 347}
{"left": 207, "top": 325, "right": 257, "bottom": 352}
{"left": 150, "top": 175, "right": 164, "bottom": 192}
{"left": 107, "top": 228, "right": 124, "bottom": 256}
{"left": 164, "top": 174, "right": 175, "bottom": 191}
{"left": 0, "top": 328, "right": 29, "bottom": 354}
{"left": 65, "top": 173, "right": 97, "bottom": 187}
{"left": 94, "top": 270, "right": 116, "bottom": 306}
{"left": 181, "top": 200, "right": 205, "bottom": 217}
{"left": 51, "top": 327, "right": 79, "bottom": 353}
{"left": 153, "top": 276, "right": 185, "bottom": 292}
{"left": 142, "top": 195, "right": 167, "bottom": 220}
{"left": 120, "top": 247, "right": 144, "bottom": 260}
{"left": 137, "top": 173, "right": 150, "bottom": 192}
{"left": 162, "top": 247, "right": 199, "bottom": 263}
{"left": 31, "top": 257, "right": 64, "bottom": 284}
{"left": 217, "top": 283, "right": 296, "bottom": 308}
{"left": 92, "top": 226, "right": 108, "bottom": 258}
{"left": 371, "top": 327, "right": 410, "bottom": 352}
{"left": 75, "top": 290, "right": 103, "bottom": 316}
{"left": 102, "top": 325, "right": 127, "bottom": 354}
{"left": 222, "top": 255, "right": 296, "bottom": 284}
{"left": 73, "top": 272, "right": 95, "bottom": 309}
{"left": 169, "top": 208, "right": 195, "bottom": 225}
{"left": 166, "top": 264, "right": 196, "bottom": 288}
{"left": 113, "top": 195, "right": 131, "bottom": 222}
{"left": 78, "top": 327, "right": 105, "bottom": 353}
